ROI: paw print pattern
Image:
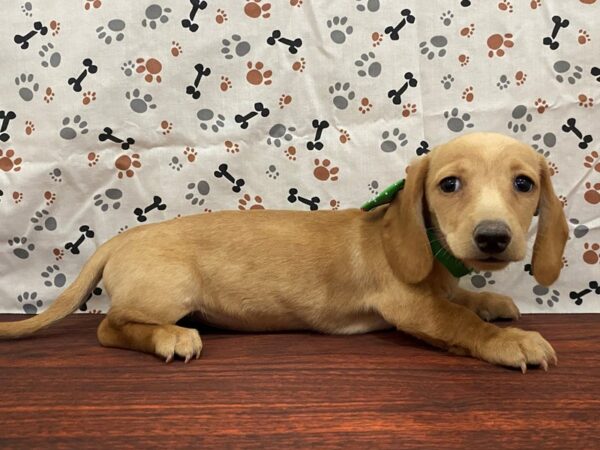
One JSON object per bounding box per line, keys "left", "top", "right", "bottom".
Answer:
{"left": 380, "top": 129, "right": 408, "bottom": 153}
{"left": 440, "top": 74, "right": 454, "bottom": 89}
{"left": 444, "top": 108, "right": 474, "bottom": 132}
{"left": 185, "top": 180, "right": 210, "bottom": 206}
{"left": 238, "top": 194, "right": 265, "bottom": 210}
{"left": 267, "top": 124, "right": 295, "bottom": 147}
{"left": 93, "top": 188, "right": 123, "bottom": 211}
{"left": 419, "top": 36, "right": 448, "bottom": 59}
{"left": 197, "top": 109, "right": 226, "bottom": 132}
{"left": 244, "top": 0, "right": 271, "bottom": 19}
{"left": 507, "top": 105, "right": 532, "bottom": 133}
{"left": 38, "top": 43, "right": 61, "bottom": 68}
{"left": 8, "top": 236, "right": 35, "bottom": 259}
{"left": 246, "top": 61, "right": 272, "bottom": 85}
{"left": 533, "top": 285, "right": 560, "bottom": 307}
{"left": 584, "top": 182, "right": 600, "bottom": 204}
{"left": 355, "top": 52, "right": 381, "bottom": 77}
{"left": 126, "top": 89, "right": 157, "bottom": 113}
{"left": 553, "top": 61, "right": 583, "bottom": 84}
{"left": 30, "top": 209, "right": 57, "bottom": 231}
{"left": 142, "top": 5, "right": 171, "bottom": 29}
{"left": 17, "top": 291, "right": 43, "bottom": 314}
{"left": 327, "top": 16, "right": 353, "bottom": 44}
{"left": 329, "top": 82, "right": 355, "bottom": 110}
{"left": 487, "top": 33, "right": 514, "bottom": 57}
{"left": 15, "top": 73, "right": 39, "bottom": 101}
{"left": 60, "top": 115, "right": 89, "bottom": 140}
{"left": 583, "top": 243, "right": 600, "bottom": 264}
{"left": 41, "top": 265, "right": 66, "bottom": 287}
{"left": 470, "top": 271, "right": 495, "bottom": 288}
{"left": 221, "top": 35, "right": 251, "bottom": 60}
{"left": 313, "top": 159, "right": 339, "bottom": 181}
{"left": 0, "top": 149, "right": 22, "bottom": 172}
{"left": 96, "top": 19, "right": 126, "bottom": 44}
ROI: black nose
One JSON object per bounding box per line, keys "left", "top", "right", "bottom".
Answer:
{"left": 473, "top": 221, "right": 512, "bottom": 254}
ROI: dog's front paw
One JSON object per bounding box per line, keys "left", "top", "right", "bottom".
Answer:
{"left": 475, "top": 293, "right": 520, "bottom": 321}
{"left": 476, "top": 327, "right": 557, "bottom": 372}
{"left": 153, "top": 325, "right": 203, "bottom": 363}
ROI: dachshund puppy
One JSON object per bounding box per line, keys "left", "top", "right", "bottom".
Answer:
{"left": 0, "top": 132, "right": 568, "bottom": 371}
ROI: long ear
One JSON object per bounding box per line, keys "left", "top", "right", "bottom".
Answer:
{"left": 382, "top": 156, "right": 432, "bottom": 284}
{"left": 531, "top": 156, "right": 569, "bottom": 286}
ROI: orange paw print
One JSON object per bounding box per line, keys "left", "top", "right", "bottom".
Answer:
{"left": 578, "top": 29, "right": 591, "bottom": 45}
{"left": 313, "top": 159, "right": 339, "bottom": 181}
{"left": 402, "top": 103, "right": 417, "bottom": 117}
{"left": 458, "top": 54, "right": 470, "bottom": 67}
{"left": 583, "top": 243, "right": 600, "bottom": 264}
{"left": 535, "top": 98, "right": 548, "bottom": 113}
{"left": 220, "top": 76, "right": 232, "bottom": 92}
{"left": 87, "top": 151, "right": 100, "bottom": 167}
{"left": 225, "top": 140, "right": 240, "bottom": 153}
{"left": 115, "top": 154, "right": 141, "bottom": 179}
{"left": 371, "top": 31, "right": 383, "bottom": 47}
{"left": 359, "top": 97, "right": 372, "bottom": 114}
{"left": 584, "top": 182, "right": 600, "bottom": 204}
{"left": 44, "top": 191, "right": 56, "bottom": 205}
{"left": 460, "top": 24, "right": 475, "bottom": 38}
{"left": 136, "top": 58, "right": 162, "bottom": 83}
{"left": 216, "top": 8, "right": 228, "bottom": 23}
{"left": 284, "top": 146, "right": 297, "bottom": 160}
{"left": 246, "top": 61, "right": 272, "bottom": 85}
{"left": 44, "top": 87, "right": 55, "bottom": 103}
{"left": 339, "top": 129, "right": 351, "bottom": 144}
{"left": 578, "top": 94, "right": 594, "bottom": 108}
{"left": 171, "top": 41, "right": 182, "bottom": 57}
{"left": 515, "top": 71, "right": 527, "bottom": 86}
{"left": 462, "top": 86, "right": 474, "bottom": 102}
{"left": 547, "top": 161, "right": 559, "bottom": 176}
{"left": 244, "top": 0, "right": 271, "bottom": 19}
{"left": 12, "top": 191, "right": 23, "bottom": 204}
{"left": 584, "top": 151, "right": 600, "bottom": 172}
{"left": 53, "top": 248, "right": 64, "bottom": 261}
{"left": 292, "top": 57, "right": 306, "bottom": 72}
{"left": 0, "top": 149, "right": 22, "bottom": 172}
{"left": 160, "top": 120, "right": 173, "bottom": 135}
{"left": 25, "top": 120, "right": 35, "bottom": 135}
{"left": 290, "top": 0, "right": 303, "bottom": 7}
{"left": 498, "top": 0, "right": 513, "bottom": 12}
{"left": 530, "top": 0, "right": 541, "bottom": 9}
{"left": 330, "top": 199, "right": 340, "bottom": 210}
{"left": 84, "top": 0, "right": 102, "bottom": 10}
{"left": 82, "top": 91, "right": 96, "bottom": 105}
{"left": 487, "top": 33, "right": 514, "bottom": 57}
{"left": 238, "top": 194, "right": 265, "bottom": 210}
{"left": 50, "top": 20, "right": 61, "bottom": 36}
{"left": 184, "top": 146, "right": 197, "bottom": 162}
{"left": 279, "top": 94, "right": 292, "bottom": 108}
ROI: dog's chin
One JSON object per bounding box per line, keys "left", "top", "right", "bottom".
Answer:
{"left": 463, "top": 257, "right": 511, "bottom": 272}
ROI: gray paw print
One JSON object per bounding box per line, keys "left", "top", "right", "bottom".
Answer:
{"left": 356, "top": 0, "right": 380, "bottom": 12}
{"left": 121, "top": 60, "right": 135, "bottom": 76}
{"left": 39, "top": 43, "right": 61, "bottom": 68}
{"left": 327, "top": 16, "right": 353, "bottom": 44}
{"left": 533, "top": 285, "right": 560, "bottom": 307}
{"left": 126, "top": 89, "right": 157, "bottom": 113}
{"left": 142, "top": 4, "right": 171, "bottom": 29}
{"left": 553, "top": 60, "right": 583, "bottom": 84}
{"left": 169, "top": 156, "right": 183, "bottom": 171}
{"left": 419, "top": 36, "right": 447, "bottom": 60}
{"left": 96, "top": 19, "right": 126, "bottom": 44}
{"left": 440, "top": 74, "right": 454, "bottom": 89}
{"left": 329, "top": 82, "right": 355, "bottom": 110}
{"left": 21, "top": 1, "right": 33, "bottom": 17}
{"left": 470, "top": 271, "right": 495, "bottom": 288}
{"left": 197, "top": 109, "right": 225, "bottom": 132}
{"left": 30, "top": 209, "right": 57, "bottom": 231}
{"left": 569, "top": 218, "right": 589, "bottom": 239}
{"left": 185, "top": 180, "right": 210, "bottom": 206}
{"left": 60, "top": 115, "right": 89, "bottom": 140}
{"left": 17, "top": 291, "right": 43, "bottom": 314}
{"left": 440, "top": 10, "right": 454, "bottom": 26}
{"left": 14, "top": 73, "right": 39, "bottom": 101}
{"left": 380, "top": 128, "right": 408, "bottom": 153}
{"left": 41, "top": 265, "right": 66, "bottom": 288}
{"left": 267, "top": 124, "right": 295, "bottom": 147}
{"left": 8, "top": 236, "right": 35, "bottom": 259}
{"left": 444, "top": 108, "right": 474, "bottom": 132}
{"left": 355, "top": 52, "right": 381, "bottom": 78}
{"left": 368, "top": 180, "right": 379, "bottom": 195}
{"left": 266, "top": 165, "right": 279, "bottom": 179}
{"left": 221, "top": 34, "right": 251, "bottom": 60}
{"left": 497, "top": 74, "right": 510, "bottom": 90}
{"left": 507, "top": 105, "right": 532, "bottom": 133}
{"left": 93, "top": 188, "right": 123, "bottom": 211}
{"left": 531, "top": 132, "right": 557, "bottom": 157}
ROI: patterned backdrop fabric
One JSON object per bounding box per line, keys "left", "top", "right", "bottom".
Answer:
{"left": 0, "top": 1, "right": 599, "bottom": 314}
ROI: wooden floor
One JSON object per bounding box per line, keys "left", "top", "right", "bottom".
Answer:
{"left": 0, "top": 314, "right": 598, "bottom": 449}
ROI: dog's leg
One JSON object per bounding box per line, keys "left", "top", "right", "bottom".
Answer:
{"left": 448, "top": 288, "right": 520, "bottom": 321}
{"left": 376, "top": 294, "right": 555, "bottom": 371}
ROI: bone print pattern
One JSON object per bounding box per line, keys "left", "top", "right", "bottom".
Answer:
{"left": 0, "top": 1, "right": 599, "bottom": 314}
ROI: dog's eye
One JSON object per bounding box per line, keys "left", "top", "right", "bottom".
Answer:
{"left": 514, "top": 175, "right": 534, "bottom": 193}
{"left": 439, "top": 177, "right": 461, "bottom": 193}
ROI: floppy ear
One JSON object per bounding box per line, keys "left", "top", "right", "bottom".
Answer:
{"left": 531, "top": 156, "right": 569, "bottom": 286}
{"left": 382, "top": 156, "right": 433, "bottom": 284}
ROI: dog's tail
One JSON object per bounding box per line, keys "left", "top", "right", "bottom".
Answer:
{"left": 0, "top": 238, "right": 117, "bottom": 339}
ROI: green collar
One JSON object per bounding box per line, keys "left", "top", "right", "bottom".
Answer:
{"left": 360, "top": 179, "right": 473, "bottom": 278}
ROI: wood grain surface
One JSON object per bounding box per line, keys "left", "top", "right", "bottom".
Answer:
{"left": 0, "top": 314, "right": 598, "bottom": 449}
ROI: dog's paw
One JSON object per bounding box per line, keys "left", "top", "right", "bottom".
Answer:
{"left": 153, "top": 325, "right": 203, "bottom": 363}
{"left": 475, "top": 293, "right": 520, "bottom": 321}
{"left": 477, "top": 327, "right": 557, "bottom": 372}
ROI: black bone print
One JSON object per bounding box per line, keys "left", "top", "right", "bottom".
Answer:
{"left": 234, "top": 102, "right": 270, "bottom": 129}
{"left": 266, "top": 30, "right": 302, "bottom": 54}
{"left": 182, "top": 0, "right": 208, "bottom": 32}
{"left": 569, "top": 281, "right": 600, "bottom": 305}
{"left": 0, "top": 110, "right": 17, "bottom": 142}
{"left": 306, "top": 119, "right": 330, "bottom": 151}
{"left": 99, "top": 127, "right": 135, "bottom": 150}
{"left": 134, "top": 195, "right": 167, "bottom": 222}
{"left": 384, "top": 9, "right": 415, "bottom": 41}
{"left": 80, "top": 287, "right": 103, "bottom": 312}
{"left": 288, "top": 188, "right": 320, "bottom": 211}
{"left": 592, "top": 66, "right": 600, "bottom": 83}
{"left": 186, "top": 63, "right": 211, "bottom": 99}
{"left": 388, "top": 72, "right": 417, "bottom": 105}
{"left": 416, "top": 140, "right": 430, "bottom": 155}
{"left": 214, "top": 163, "right": 245, "bottom": 192}
{"left": 14, "top": 21, "right": 48, "bottom": 49}
{"left": 65, "top": 225, "right": 95, "bottom": 255}
{"left": 562, "top": 117, "right": 593, "bottom": 149}
{"left": 542, "top": 15, "right": 569, "bottom": 50}
{"left": 67, "top": 58, "right": 97, "bottom": 93}
{"left": 461, "top": 0, "right": 471, "bottom": 6}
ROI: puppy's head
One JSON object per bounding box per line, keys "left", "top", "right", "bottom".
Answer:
{"left": 382, "top": 132, "right": 568, "bottom": 286}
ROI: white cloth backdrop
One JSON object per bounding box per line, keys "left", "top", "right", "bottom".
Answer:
{"left": 0, "top": 0, "right": 599, "bottom": 314}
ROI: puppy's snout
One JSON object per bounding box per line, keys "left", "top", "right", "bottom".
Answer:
{"left": 473, "top": 221, "right": 511, "bottom": 254}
